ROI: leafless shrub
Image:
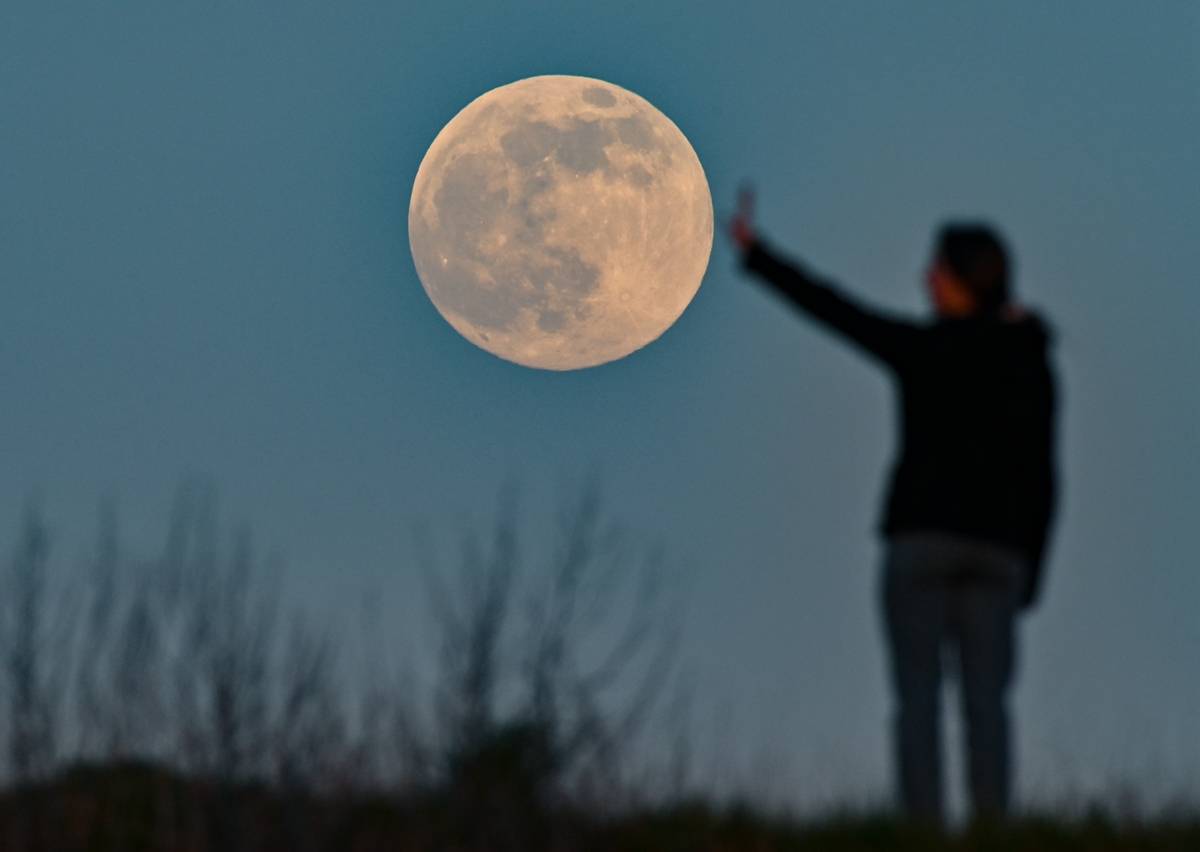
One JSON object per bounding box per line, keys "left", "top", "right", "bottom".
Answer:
{"left": 2, "top": 502, "right": 63, "bottom": 784}
{"left": 422, "top": 482, "right": 521, "bottom": 774}
{"left": 71, "top": 484, "right": 293, "bottom": 785}
{"left": 0, "top": 476, "right": 697, "bottom": 850}
{"left": 72, "top": 499, "right": 120, "bottom": 760}
{"left": 175, "top": 523, "right": 278, "bottom": 783}
{"left": 518, "top": 478, "right": 684, "bottom": 810}
{"left": 273, "top": 613, "right": 345, "bottom": 792}
{"left": 419, "top": 477, "right": 685, "bottom": 827}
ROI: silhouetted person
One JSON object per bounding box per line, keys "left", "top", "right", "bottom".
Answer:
{"left": 728, "top": 189, "right": 1058, "bottom": 825}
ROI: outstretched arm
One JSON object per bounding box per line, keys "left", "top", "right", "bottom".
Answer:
{"left": 728, "top": 187, "right": 918, "bottom": 369}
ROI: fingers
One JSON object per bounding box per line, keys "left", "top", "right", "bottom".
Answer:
{"left": 737, "top": 181, "right": 755, "bottom": 219}
{"left": 722, "top": 181, "right": 757, "bottom": 250}
{"left": 723, "top": 213, "right": 748, "bottom": 246}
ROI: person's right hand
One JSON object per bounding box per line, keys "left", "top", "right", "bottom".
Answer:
{"left": 727, "top": 184, "right": 757, "bottom": 252}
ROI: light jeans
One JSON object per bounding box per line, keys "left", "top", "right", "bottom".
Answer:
{"left": 881, "top": 530, "right": 1026, "bottom": 824}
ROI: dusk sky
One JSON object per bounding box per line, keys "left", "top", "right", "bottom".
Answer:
{"left": 3, "top": 2, "right": 1198, "bottom": 813}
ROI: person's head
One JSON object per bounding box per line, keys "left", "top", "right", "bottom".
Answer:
{"left": 925, "top": 223, "right": 1012, "bottom": 318}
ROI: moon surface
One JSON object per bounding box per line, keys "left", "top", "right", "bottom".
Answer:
{"left": 408, "top": 75, "right": 713, "bottom": 370}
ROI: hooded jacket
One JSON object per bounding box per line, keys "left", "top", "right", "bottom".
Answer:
{"left": 742, "top": 238, "right": 1059, "bottom": 608}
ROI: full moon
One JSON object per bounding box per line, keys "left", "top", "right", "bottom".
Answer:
{"left": 408, "top": 75, "right": 713, "bottom": 370}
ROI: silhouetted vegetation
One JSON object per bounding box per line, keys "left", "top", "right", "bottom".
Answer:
{"left": 0, "top": 480, "right": 686, "bottom": 850}
{"left": 0, "top": 481, "right": 1196, "bottom": 850}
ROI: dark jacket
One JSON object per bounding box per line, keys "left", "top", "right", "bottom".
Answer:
{"left": 742, "top": 238, "right": 1059, "bottom": 608}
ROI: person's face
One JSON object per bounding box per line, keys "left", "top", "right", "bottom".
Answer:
{"left": 925, "top": 256, "right": 976, "bottom": 317}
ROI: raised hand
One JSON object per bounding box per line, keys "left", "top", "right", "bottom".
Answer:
{"left": 727, "top": 183, "right": 757, "bottom": 252}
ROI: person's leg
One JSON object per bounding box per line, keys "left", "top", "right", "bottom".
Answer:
{"left": 948, "top": 541, "right": 1024, "bottom": 821}
{"left": 881, "top": 534, "right": 953, "bottom": 824}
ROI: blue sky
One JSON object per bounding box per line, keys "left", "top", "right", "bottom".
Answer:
{"left": 3, "top": 1, "right": 1199, "bottom": 811}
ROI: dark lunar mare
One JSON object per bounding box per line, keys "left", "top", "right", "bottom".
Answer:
{"left": 419, "top": 106, "right": 666, "bottom": 333}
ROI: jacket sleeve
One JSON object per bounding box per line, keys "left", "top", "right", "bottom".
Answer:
{"left": 1021, "top": 364, "right": 1060, "bottom": 610}
{"left": 740, "top": 238, "right": 918, "bottom": 369}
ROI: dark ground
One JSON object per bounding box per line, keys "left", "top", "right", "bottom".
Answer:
{"left": 2, "top": 760, "right": 1197, "bottom": 852}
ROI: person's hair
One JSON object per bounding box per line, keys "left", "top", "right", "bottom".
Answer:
{"left": 935, "top": 223, "right": 1012, "bottom": 314}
